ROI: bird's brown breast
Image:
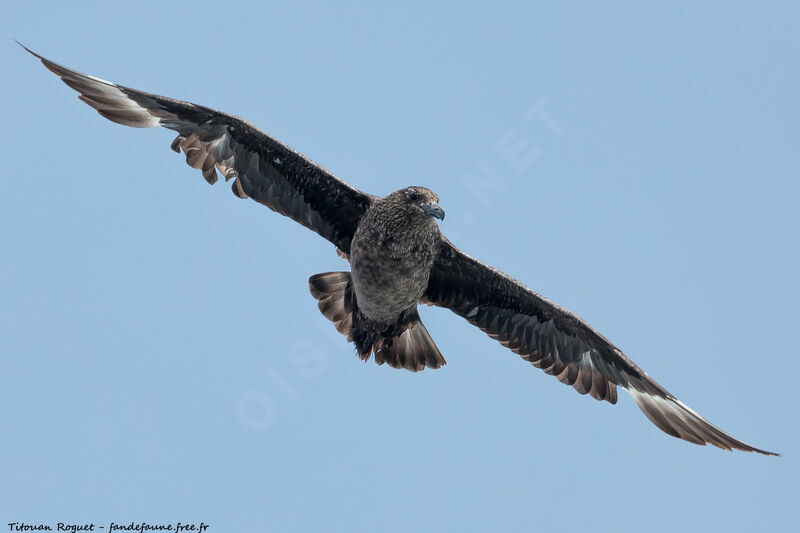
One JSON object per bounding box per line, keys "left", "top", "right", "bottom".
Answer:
{"left": 349, "top": 202, "right": 440, "bottom": 326}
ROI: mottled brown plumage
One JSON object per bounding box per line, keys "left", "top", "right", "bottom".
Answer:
{"left": 347, "top": 188, "right": 444, "bottom": 365}
{"left": 22, "top": 43, "right": 777, "bottom": 455}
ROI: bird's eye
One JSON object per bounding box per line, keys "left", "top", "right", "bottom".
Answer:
{"left": 405, "top": 189, "right": 420, "bottom": 201}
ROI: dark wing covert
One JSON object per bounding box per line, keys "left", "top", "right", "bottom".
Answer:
{"left": 425, "top": 237, "right": 776, "bottom": 455}
{"left": 23, "top": 43, "right": 373, "bottom": 253}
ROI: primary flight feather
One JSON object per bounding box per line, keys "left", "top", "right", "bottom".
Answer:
{"left": 20, "top": 42, "right": 776, "bottom": 455}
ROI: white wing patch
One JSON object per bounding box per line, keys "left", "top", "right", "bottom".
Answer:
{"left": 626, "top": 388, "right": 763, "bottom": 450}
{"left": 78, "top": 76, "right": 161, "bottom": 128}
{"left": 23, "top": 42, "right": 161, "bottom": 129}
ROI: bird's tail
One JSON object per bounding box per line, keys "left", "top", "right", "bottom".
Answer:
{"left": 308, "top": 272, "right": 446, "bottom": 372}
{"left": 372, "top": 315, "right": 447, "bottom": 372}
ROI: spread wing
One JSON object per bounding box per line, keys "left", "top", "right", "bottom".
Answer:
{"left": 22, "top": 43, "right": 374, "bottom": 254}
{"left": 425, "top": 237, "right": 776, "bottom": 455}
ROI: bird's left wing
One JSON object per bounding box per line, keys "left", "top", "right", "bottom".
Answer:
{"left": 22, "top": 44, "right": 374, "bottom": 254}
{"left": 424, "top": 237, "right": 776, "bottom": 455}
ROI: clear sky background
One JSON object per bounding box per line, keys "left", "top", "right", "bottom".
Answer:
{"left": 1, "top": 1, "right": 797, "bottom": 532}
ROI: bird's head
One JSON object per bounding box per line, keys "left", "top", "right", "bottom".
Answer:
{"left": 390, "top": 186, "right": 445, "bottom": 221}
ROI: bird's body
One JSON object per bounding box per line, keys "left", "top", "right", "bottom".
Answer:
{"left": 21, "top": 42, "right": 776, "bottom": 455}
{"left": 350, "top": 190, "right": 440, "bottom": 326}
{"left": 318, "top": 188, "right": 447, "bottom": 369}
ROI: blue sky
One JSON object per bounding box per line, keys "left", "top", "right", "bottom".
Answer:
{"left": 1, "top": 1, "right": 797, "bottom": 531}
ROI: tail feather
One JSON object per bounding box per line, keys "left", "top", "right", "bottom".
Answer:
{"left": 308, "top": 271, "right": 446, "bottom": 372}
{"left": 374, "top": 320, "right": 446, "bottom": 372}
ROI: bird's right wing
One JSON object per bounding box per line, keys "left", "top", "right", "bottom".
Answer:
{"left": 23, "top": 43, "right": 375, "bottom": 254}
{"left": 424, "top": 237, "right": 777, "bottom": 455}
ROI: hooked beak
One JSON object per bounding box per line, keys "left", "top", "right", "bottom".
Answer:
{"left": 420, "top": 202, "right": 445, "bottom": 220}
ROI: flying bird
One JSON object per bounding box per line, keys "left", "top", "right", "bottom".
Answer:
{"left": 20, "top": 42, "right": 776, "bottom": 456}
